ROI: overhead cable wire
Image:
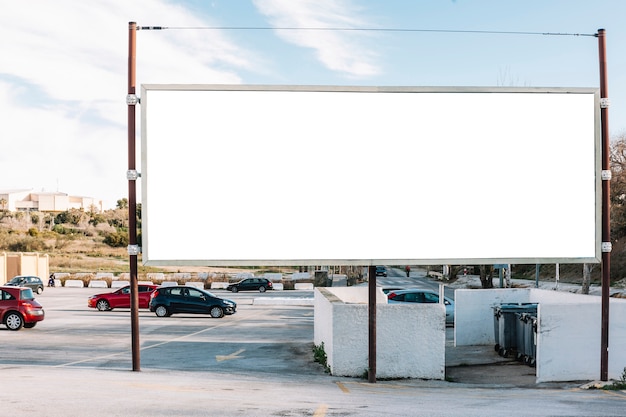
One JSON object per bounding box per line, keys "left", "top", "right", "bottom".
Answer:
{"left": 138, "top": 26, "right": 597, "bottom": 37}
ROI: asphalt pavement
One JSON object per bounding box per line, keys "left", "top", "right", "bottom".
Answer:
{"left": 1, "top": 285, "right": 624, "bottom": 416}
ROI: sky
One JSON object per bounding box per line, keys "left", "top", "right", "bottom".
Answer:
{"left": 1, "top": 0, "right": 625, "bottom": 210}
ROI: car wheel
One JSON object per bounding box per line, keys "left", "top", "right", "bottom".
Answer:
{"left": 259, "top": 286, "right": 266, "bottom": 293}
{"left": 24, "top": 322, "right": 37, "bottom": 329}
{"left": 210, "top": 306, "right": 224, "bottom": 318}
{"left": 5, "top": 312, "right": 23, "bottom": 331}
{"left": 36, "top": 286, "right": 43, "bottom": 294}
{"left": 96, "top": 300, "right": 111, "bottom": 311}
{"left": 155, "top": 305, "right": 169, "bottom": 317}
{"left": 231, "top": 287, "right": 238, "bottom": 293}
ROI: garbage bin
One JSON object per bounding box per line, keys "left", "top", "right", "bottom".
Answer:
{"left": 524, "top": 315, "right": 538, "bottom": 367}
{"left": 493, "top": 303, "right": 538, "bottom": 358}
{"left": 515, "top": 312, "right": 527, "bottom": 362}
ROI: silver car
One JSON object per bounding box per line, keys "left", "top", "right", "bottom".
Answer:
{"left": 387, "top": 288, "right": 454, "bottom": 325}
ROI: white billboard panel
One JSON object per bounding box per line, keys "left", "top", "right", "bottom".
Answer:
{"left": 141, "top": 85, "right": 600, "bottom": 266}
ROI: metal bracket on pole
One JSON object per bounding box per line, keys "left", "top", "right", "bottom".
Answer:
{"left": 601, "top": 170, "right": 612, "bottom": 181}
{"left": 602, "top": 242, "right": 612, "bottom": 253}
{"left": 127, "top": 244, "right": 141, "bottom": 256}
{"left": 127, "top": 170, "right": 141, "bottom": 181}
{"left": 126, "top": 94, "right": 140, "bottom": 105}
{"left": 600, "top": 97, "right": 610, "bottom": 108}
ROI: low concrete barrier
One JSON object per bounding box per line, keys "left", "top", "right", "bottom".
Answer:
{"left": 295, "top": 283, "right": 314, "bottom": 290}
{"left": 138, "top": 281, "right": 154, "bottom": 286}
{"left": 185, "top": 282, "right": 204, "bottom": 289}
{"left": 88, "top": 280, "right": 108, "bottom": 288}
{"left": 253, "top": 297, "right": 313, "bottom": 306}
{"left": 111, "top": 281, "right": 130, "bottom": 288}
{"left": 272, "top": 283, "right": 284, "bottom": 291}
{"left": 160, "top": 281, "right": 177, "bottom": 287}
{"left": 211, "top": 282, "right": 230, "bottom": 289}
{"left": 65, "top": 280, "right": 84, "bottom": 288}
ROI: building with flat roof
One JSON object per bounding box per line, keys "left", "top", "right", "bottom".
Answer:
{"left": 0, "top": 189, "right": 102, "bottom": 213}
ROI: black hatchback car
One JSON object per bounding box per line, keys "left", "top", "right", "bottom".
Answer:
{"left": 227, "top": 278, "right": 273, "bottom": 293}
{"left": 6, "top": 276, "right": 44, "bottom": 294}
{"left": 149, "top": 286, "right": 236, "bottom": 318}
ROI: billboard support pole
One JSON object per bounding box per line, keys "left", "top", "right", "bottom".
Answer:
{"left": 368, "top": 265, "right": 377, "bottom": 383}
{"left": 598, "top": 28, "right": 611, "bottom": 382}
{"left": 127, "top": 21, "right": 141, "bottom": 372}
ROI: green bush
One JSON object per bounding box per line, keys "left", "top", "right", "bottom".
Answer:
{"left": 103, "top": 231, "right": 129, "bottom": 248}
{"left": 312, "top": 343, "right": 330, "bottom": 373}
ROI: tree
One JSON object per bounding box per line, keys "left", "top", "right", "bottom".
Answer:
{"left": 479, "top": 265, "right": 494, "bottom": 289}
{"left": 610, "top": 133, "right": 626, "bottom": 239}
{"left": 582, "top": 264, "right": 593, "bottom": 295}
{"left": 0, "top": 198, "right": 6, "bottom": 211}
{"left": 116, "top": 198, "right": 128, "bottom": 209}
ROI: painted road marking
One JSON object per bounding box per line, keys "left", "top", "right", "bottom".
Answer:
{"left": 336, "top": 382, "right": 350, "bottom": 393}
{"left": 216, "top": 348, "right": 246, "bottom": 362}
{"left": 313, "top": 404, "right": 328, "bottom": 416}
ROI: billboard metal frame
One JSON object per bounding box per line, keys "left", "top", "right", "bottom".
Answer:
{"left": 140, "top": 84, "right": 601, "bottom": 267}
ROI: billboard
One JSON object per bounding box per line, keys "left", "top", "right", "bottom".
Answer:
{"left": 141, "top": 85, "right": 600, "bottom": 266}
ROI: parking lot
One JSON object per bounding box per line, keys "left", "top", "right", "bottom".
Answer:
{"left": 1, "top": 287, "right": 319, "bottom": 375}
{"left": 2, "top": 287, "right": 626, "bottom": 416}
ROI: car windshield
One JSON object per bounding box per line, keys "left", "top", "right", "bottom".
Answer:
{"left": 8, "top": 277, "right": 22, "bottom": 284}
{"left": 19, "top": 288, "right": 35, "bottom": 300}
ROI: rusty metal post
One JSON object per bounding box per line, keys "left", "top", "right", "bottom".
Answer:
{"left": 598, "top": 28, "right": 610, "bottom": 382}
{"left": 368, "top": 265, "right": 376, "bottom": 383}
{"left": 127, "top": 21, "right": 141, "bottom": 372}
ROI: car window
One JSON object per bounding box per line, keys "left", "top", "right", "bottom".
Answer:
{"left": 422, "top": 292, "right": 439, "bottom": 303}
{"left": 138, "top": 285, "right": 152, "bottom": 292}
{"left": 187, "top": 288, "right": 204, "bottom": 299}
{"left": 121, "top": 287, "right": 131, "bottom": 294}
{"left": 19, "top": 288, "right": 34, "bottom": 300}
{"left": 392, "top": 294, "right": 405, "bottom": 301}
{"left": 404, "top": 293, "right": 420, "bottom": 302}
{"left": 1, "top": 290, "right": 15, "bottom": 301}
{"left": 169, "top": 287, "right": 184, "bottom": 296}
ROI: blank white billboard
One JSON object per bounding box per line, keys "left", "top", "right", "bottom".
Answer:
{"left": 140, "top": 85, "right": 600, "bottom": 266}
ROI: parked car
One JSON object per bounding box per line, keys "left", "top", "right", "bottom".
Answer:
{"left": 87, "top": 284, "right": 159, "bottom": 311}
{"left": 149, "top": 286, "right": 236, "bottom": 318}
{"left": 379, "top": 286, "right": 405, "bottom": 295}
{"left": 227, "top": 278, "right": 273, "bottom": 293}
{"left": 375, "top": 266, "right": 387, "bottom": 277}
{"left": 0, "top": 286, "right": 45, "bottom": 330}
{"left": 387, "top": 288, "right": 455, "bottom": 325}
{"left": 5, "top": 276, "right": 44, "bottom": 294}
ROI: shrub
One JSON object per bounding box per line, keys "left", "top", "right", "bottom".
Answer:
{"left": 103, "top": 231, "right": 129, "bottom": 248}
{"left": 312, "top": 343, "right": 330, "bottom": 373}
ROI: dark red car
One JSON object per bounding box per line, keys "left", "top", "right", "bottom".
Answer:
{"left": 87, "top": 284, "right": 159, "bottom": 311}
{"left": 0, "top": 286, "right": 45, "bottom": 330}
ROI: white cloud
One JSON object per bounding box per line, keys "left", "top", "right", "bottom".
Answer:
{"left": 0, "top": 0, "right": 255, "bottom": 209}
{"left": 253, "top": 0, "right": 381, "bottom": 77}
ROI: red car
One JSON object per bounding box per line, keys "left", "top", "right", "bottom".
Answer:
{"left": 0, "top": 286, "right": 45, "bottom": 330}
{"left": 87, "top": 284, "right": 159, "bottom": 311}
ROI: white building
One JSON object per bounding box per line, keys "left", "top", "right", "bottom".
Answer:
{"left": 0, "top": 189, "right": 102, "bottom": 213}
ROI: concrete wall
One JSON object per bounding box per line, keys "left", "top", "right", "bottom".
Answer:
{"left": 0, "top": 252, "right": 49, "bottom": 283}
{"left": 455, "top": 288, "right": 626, "bottom": 382}
{"left": 314, "top": 287, "right": 445, "bottom": 379}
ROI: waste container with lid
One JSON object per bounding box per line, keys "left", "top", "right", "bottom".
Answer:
{"left": 492, "top": 303, "right": 538, "bottom": 358}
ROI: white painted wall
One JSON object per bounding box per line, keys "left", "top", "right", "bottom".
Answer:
{"left": 455, "top": 288, "right": 531, "bottom": 345}
{"left": 314, "top": 287, "right": 445, "bottom": 379}
{"left": 455, "top": 288, "right": 626, "bottom": 382}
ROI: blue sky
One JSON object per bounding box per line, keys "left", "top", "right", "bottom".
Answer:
{"left": 1, "top": 0, "right": 625, "bottom": 209}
